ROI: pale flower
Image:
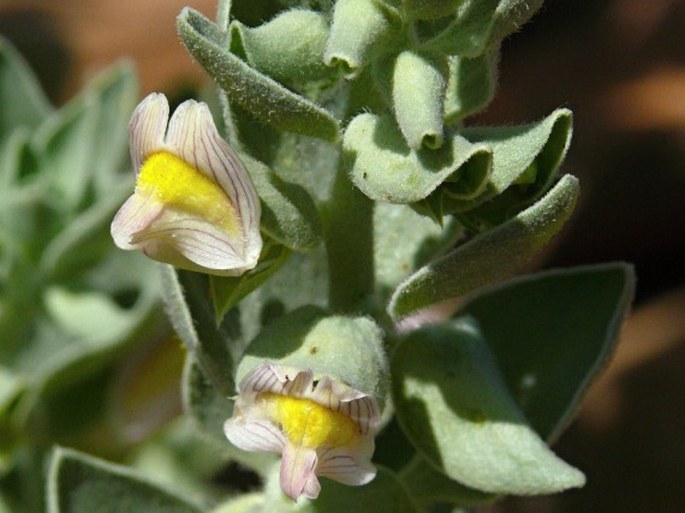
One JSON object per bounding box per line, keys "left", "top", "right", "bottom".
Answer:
{"left": 224, "top": 362, "right": 380, "bottom": 501}
{"left": 111, "top": 93, "right": 262, "bottom": 276}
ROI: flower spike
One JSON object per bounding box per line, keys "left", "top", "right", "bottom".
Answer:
{"left": 111, "top": 93, "right": 262, "bottom": 276}
{"left": 224, "top": 362, "right": 380, "bottom": 502}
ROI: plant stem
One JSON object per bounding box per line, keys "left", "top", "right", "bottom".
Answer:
{"left": 325, "top": 165, "right": 375, "bottom": 313}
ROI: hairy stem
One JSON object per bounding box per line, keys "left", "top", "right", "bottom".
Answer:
{"left": 325, "top": 165, "right": 375, "bottom": 313}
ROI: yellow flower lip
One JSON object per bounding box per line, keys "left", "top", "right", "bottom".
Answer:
{"left": 263, "top": 392, "right": 360, "bottom": 449}
{"left": 111, "top": 93, "right": 262, "bottom": 276}
{"left": 136, "top": 151, "right": 240, "bottom": 236}
{"left": 224, "top": 362, "right": 380, "bottom": 502}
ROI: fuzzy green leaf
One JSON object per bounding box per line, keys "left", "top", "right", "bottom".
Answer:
{"left": 231, "top": 10, "right": 332, "bottom": 84}
{"left": 244, "top": 155, "right": 323, "bottom": 251}
{"left": 32, "top": 64, "right": 137, "bottom": 210}
{"left": 344, "top": 112, "right": 491, "bottom": 203}
{"left": 416, "top": 108, "right": 573, "bottom": 225}
{"left": 0, "top": 36, "right": 52, "bottom": 139}
{"left": 47, "top": 447, "right": 202, "bottom": 513}
{"left": 392, "top": 317, "right": 586, "bottom": 494}
{"left": 456, "top": 108, "right": 573, "bottom": 227}
{"left": 458, "top": 263, "right": 635, "bottom": 441}
{"left": 39, "top": 180, "right": 131, "bottom": 280}
{"left": 444, "top": 49, "right": 499, "bottom": 123}
{"left": 392, "top": 50, "right": 449, "bottom": 150}
{"left": 374, "top": 202, "right": 462, "bottom": 297}
{"left": 7, "top": 254, "right": 159, "bottom": 383}
{"left": 0, "top": 367, "right": 23, "bottom": 418}
{"left": 389, "top": 174, "right": 579, "bottom": 320}
{"left": 325, "top": 0, "right": 400, "bottom": 78}
{"left": 402, "top": 0, "right": 463, "bottom": 20}
{"left": 400, "top": 455, "right": 496, "bottom": 505}
{"left": 421, "top": 0, "right": 544, "bottom": 57}
{"left": 178, "top": 8, "right": 339, "bottom": 142}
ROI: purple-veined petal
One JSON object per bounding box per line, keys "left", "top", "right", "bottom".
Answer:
{"left": 224, "top": 415, "right": 285, "bottom": 454}
{"left": 280, "top": 442, "right": 320, "bottom": 501}
{"left": 240, "top": 363, "right": 313, "bottom": 399}
{"left": 317, "top": 443, "right": 377, "bottom": 486}
{"left": 311, "top": 377, "right": 380, "bottom": 436}
{"left": 111, "top": 192, "right": 164, "bottom": 250}
{"left": 129, "top": 93, "right": 169, "bottom": 172}
{"left": 165, "top": 100, "right": 262, "bottom": 261}
{"left": 128, "top": 209, "right": 255, "bottom": 275}
{"left": 303, "top": 470, "right": 322, "bottom": 500}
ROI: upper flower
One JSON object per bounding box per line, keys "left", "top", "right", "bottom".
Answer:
{"left": 111, "top": 93, "right": 262, "bottom": 276}
{"left": 224, "top": 362, "right": 380, "bottom": 502}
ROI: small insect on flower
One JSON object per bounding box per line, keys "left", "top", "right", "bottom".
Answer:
{"left": 224, "top": 362, "right": 380, "bottom": 502}
{"left": 111, "top": 93, "right": 262, "bottom": 276}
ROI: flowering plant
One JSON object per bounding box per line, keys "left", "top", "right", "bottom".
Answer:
{"left": 0, "top": 1, "right": 635, "bottom": 512}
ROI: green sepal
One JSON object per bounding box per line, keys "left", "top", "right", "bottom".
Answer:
{"left": 160, "top": 266, "right": 238, "bottom": 396}
{"left": 47, "top": 447, "right": 203, "bottom": 513}
{"left": 455, "top": 108, "right": 573, "bottom": 228}
{"left": 236, "top": 306, "right": 389, "bottom": 412}
{"left": 230, "top": 10, "right": 332, "bottom": 85}
{"left": 458, "top": 263, "right": 636, "bottom": 441}
{"left": 243, "top": 155, "right": 323, "bottom": 251}
{"left": 325, "top": 0, "right": 401, "bottom": 78}
{"left": 420, "top": 0, "right": 545, "bottom": 57}
{"left": 210, "top": 241, "right": 291, "bottom": 322}
{"left": 344, "top": 112, "right": 491, "bottom": 204}
{"left": 0, "top": 35, "right": 52, "bottom": 140}
{"left": 388, "top": 174, "right": 579, "bottom": 320}
{"left": 444, "top": 48, "right": 499, "bottom": 123}
{"left": 392, "top": 317, "right": 586, "bottom": 494}
{"left": 391, "top": 50, "right": 449, "bottom": 149}
{"left": 177, "top": 8, "right": 340, "bottom": 142}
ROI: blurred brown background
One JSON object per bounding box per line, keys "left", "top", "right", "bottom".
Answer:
{"left": 1, "top": 1, "right": 683, "bottom": 512}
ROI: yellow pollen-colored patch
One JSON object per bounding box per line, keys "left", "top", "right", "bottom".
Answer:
{"left": 136, "top": 151, "right": 239, "bottom": 235}
{"left": 262, "top": 393, "right": 359, "bottom": 449}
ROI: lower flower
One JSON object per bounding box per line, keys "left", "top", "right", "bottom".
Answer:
{"left": 224, "top": 362, "right": 380, "bottom": 501}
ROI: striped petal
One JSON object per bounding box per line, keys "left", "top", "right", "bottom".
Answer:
{"left": 165, "top": 99, "right": 262, "bottom": 265}
{"left": 110, "top": 191, "right": 164, "bottom": 251}
{"left": 129, "top": 93, "right": 169, "bottom": 172}
{"left": 224, "top": 416, "right": 285, "bottom": 453}
{"left": 310, "top": 376, "right": 380, "bottom": 436}
{"left": 317, "top": 441, "right": 377, "bottom": 486}
{"left": 280, "top": 443, "right": 320, "bottom": 501}
{"left": 129, "top": 201, "right": 259, "bottom": 275}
